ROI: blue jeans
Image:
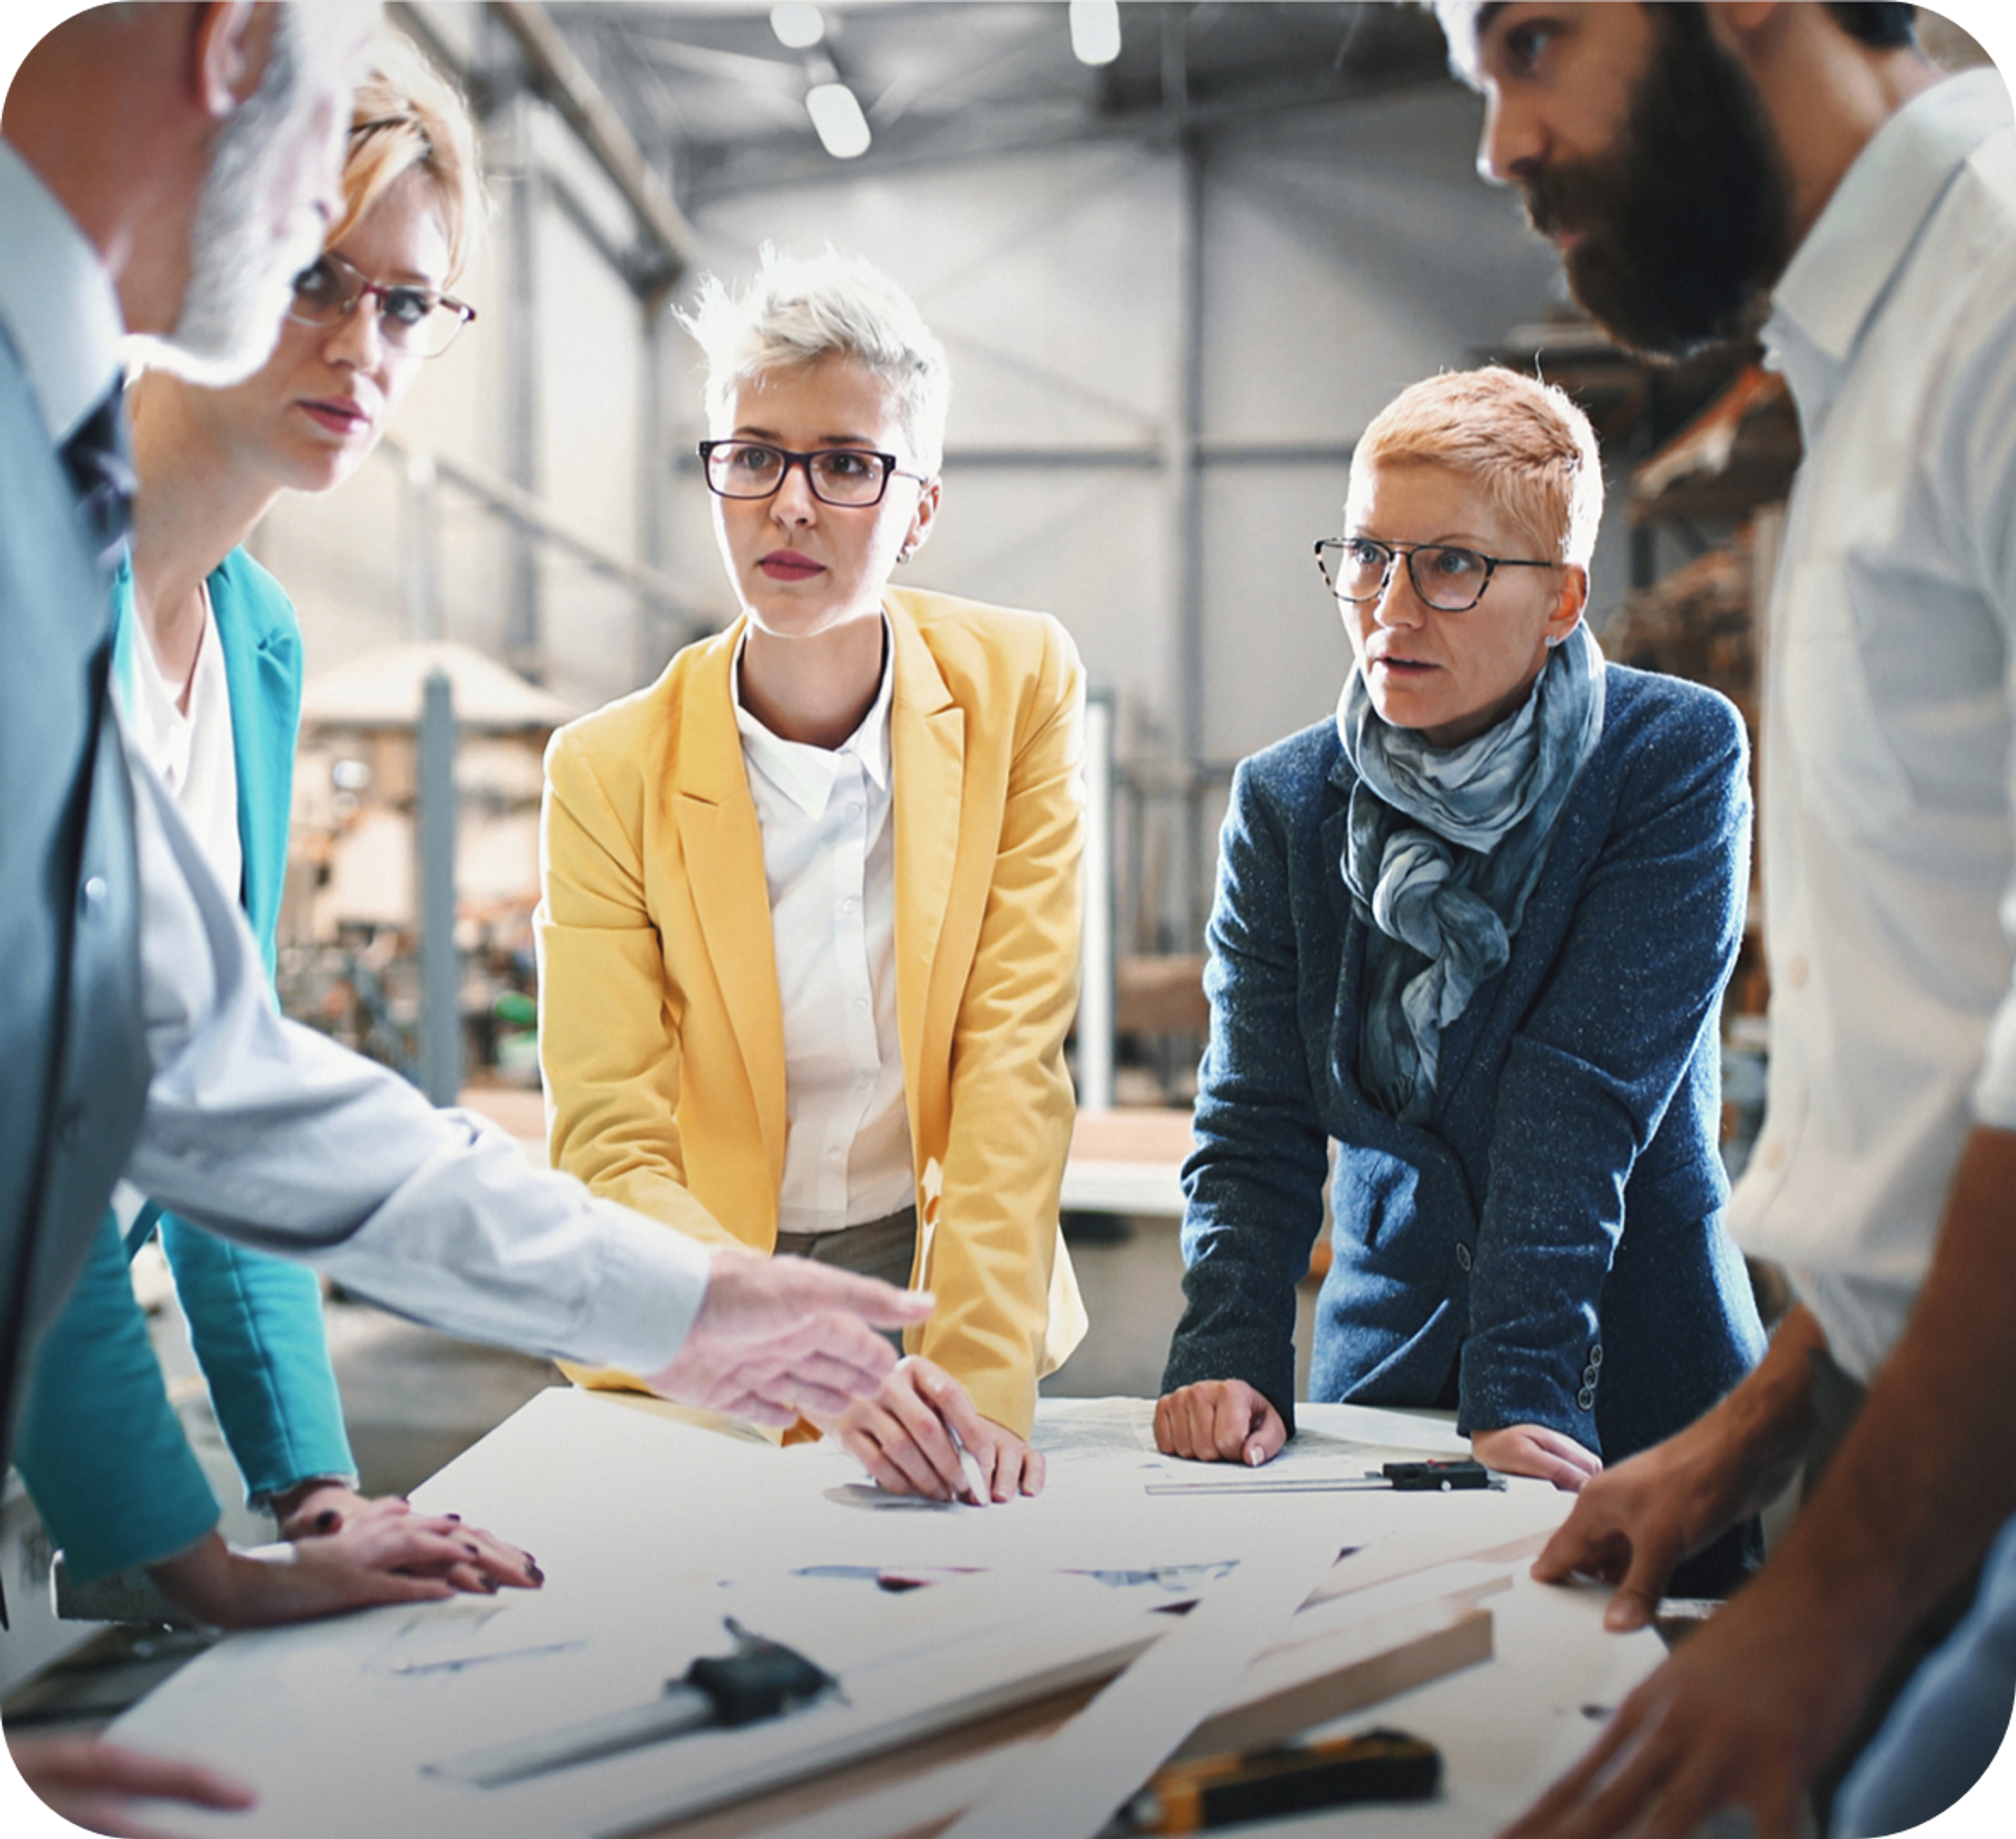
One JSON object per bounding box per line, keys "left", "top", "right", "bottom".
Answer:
{"left": 1834, "top": 1513, "right": 2016, "bottom": 1836}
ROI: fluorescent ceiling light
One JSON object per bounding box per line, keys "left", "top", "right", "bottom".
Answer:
{"left": 771, "top": 5, "right": 825, "bottom": 50}
{"left": 1069, "top": 0, "right": 1121, "bottom": 66}
{"left": 806, "top": 82, "right": 872, "bottom": 159}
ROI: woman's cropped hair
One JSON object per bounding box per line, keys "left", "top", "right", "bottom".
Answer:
{"left": 1353, "top": 367, "right": 1604, "bottom": 571}
{"left": 680, "top": 246, "right": 952, "bottom": 476}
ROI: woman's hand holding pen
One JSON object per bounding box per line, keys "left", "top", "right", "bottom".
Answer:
{"left": 817, "top": 1354, "right": 1045, "bottom": 1503}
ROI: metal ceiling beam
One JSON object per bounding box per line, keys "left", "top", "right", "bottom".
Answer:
{"left": 679, "top": 71, "right": 1453, "bottom": 205}
{"left": 486, "top": 0, "right": 698, "bottom": 301}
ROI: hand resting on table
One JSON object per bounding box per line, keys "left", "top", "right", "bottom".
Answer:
{"left": 1154, "top": 1378, "right": 1288, "bottom": 1467}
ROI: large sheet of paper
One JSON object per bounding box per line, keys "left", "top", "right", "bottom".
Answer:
{"left": 104, "top": 1393, "right": 1578, "bottom": 1838}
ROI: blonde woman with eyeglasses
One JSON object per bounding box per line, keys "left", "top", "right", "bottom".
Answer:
{"left": 538, "top": 247, "right": 1087, "bottom": 1503}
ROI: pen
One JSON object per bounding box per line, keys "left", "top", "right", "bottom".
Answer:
{"left": 953, "top": 1433, "right": 990, "bottom": 1507}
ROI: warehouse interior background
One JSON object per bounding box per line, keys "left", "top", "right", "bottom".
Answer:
{"left": 264, "top": 0, "right": 1988, "bottom": 1085}
{"left": 0, "top": 0, "right": 2004, "bottom": 1707}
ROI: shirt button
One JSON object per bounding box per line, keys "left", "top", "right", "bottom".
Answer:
{"left": 855, "top": 997, "right": 869, "bottom": 1012}
{"left": 847, "top": 802, "right": 863, "bottom": 819}
{"left": 80, "top": 875, "right": 108, "bottom": 912}
{"left": 1786, "top": 955, "right": 1810, "bottom": 989}
{"left": 842, "top": 897, "right": 858, "bottom": 914}
{"left": 1763, "top": 1140, "right": 1788, "bottom": 1171}
{"left": 1454, "top": 1244, "right": 1472, "bottom": 1272}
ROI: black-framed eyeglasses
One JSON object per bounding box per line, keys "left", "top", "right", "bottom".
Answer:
{"left": 697, "top": 440, "right": 925, "bottom": 508}
{"left": 286, "top": 250, "right": 476, "bottom": 359}
{"left": 1314, "top": 537, "right": 1561, "bottom": 613}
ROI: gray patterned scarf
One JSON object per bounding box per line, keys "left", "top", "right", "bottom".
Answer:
{"left": 1337, "top": 622, "right": 1605, "bottom": 1124}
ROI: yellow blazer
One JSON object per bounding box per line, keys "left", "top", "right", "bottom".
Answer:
{"left": 537, "top": 587, "right": 1088, "bottom": 1435}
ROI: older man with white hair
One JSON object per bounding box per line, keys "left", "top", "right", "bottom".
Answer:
{"left": 1, "top": 7, "right": 926, "bottom": 1829}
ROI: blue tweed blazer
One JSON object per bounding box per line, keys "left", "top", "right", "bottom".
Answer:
{"left": 1162, "top": 665, "right": 1766, "bottom": 1460}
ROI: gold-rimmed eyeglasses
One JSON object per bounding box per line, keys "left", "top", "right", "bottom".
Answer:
{"left": 286, "top": 250, "right": 477, "bottom": 359}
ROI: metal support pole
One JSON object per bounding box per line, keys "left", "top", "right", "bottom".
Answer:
{"left": 402, "top": 447, "right": 442, "bottom": 642}
{"left": 506, "top": 158, "right": 544, "bottom": 681}
{"left": 1078, "top": 692, "right": 1117, "bottom": 1112}
{"left": 637, "top": 299, "right": 668, "bottom": 686}
{"left": 417, "top": 670, "right": 462, "bottom": 1106}
{"left": 1173, "top": 125, "right": 1208, "bottom": 952}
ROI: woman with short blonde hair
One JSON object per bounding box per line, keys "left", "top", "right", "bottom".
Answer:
{"left": 1158, "top": 367, "right": 1764, "bottom": 1590}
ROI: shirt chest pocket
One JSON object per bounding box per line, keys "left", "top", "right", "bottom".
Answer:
{"left": 1776, "top": 552, "right": 2009, "bottom": 846}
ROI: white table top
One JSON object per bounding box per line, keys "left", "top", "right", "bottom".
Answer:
{"left": 102, "top": 1392, "right": 1665, "bottom": 1838}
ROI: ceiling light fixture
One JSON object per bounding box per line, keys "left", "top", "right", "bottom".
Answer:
{"left": 1069, "top": 0, "right": 1121, "bottom": 67}
{"left": 770, "top": 4, "right": 825, "bottom": 50}
{"left": 806, "top": 82, "right": 872, "bottom": 159}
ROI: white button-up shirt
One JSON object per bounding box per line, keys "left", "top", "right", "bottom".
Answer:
{"left": 733, "top": 625, "right": 915, "bottom": 1232}
{"left": 1730, "top": 70, "right": 2016, "bottom": 1382}
{"left": 120, "top": 582, "right": 242, "bottom": 901}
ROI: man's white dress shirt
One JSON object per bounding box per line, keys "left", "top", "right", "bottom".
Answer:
{"left": 1730, "top": 69, "right": 2016, "bottom": 1382}
{"left": 732, "top": 627, "right": 915, "bottom": 1233}
{"left": 0, "top": 137, "right": 709, "bottom": 1377}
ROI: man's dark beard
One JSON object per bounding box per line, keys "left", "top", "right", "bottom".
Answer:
{"left": 1520, "top": 6, "right": 1796, "bottom": 358}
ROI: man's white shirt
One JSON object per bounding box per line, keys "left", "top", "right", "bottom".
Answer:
{"left": 1732, "top": 69, "right": 2016, "bottom": 1382}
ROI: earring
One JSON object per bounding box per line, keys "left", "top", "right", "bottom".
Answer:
{"left": 897, "top": 545, "right": 915, "bottom": 565}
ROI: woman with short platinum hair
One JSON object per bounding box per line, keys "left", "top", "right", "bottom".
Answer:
{"left": 540, "top": 247, "right": 1088, "bottom": 1503}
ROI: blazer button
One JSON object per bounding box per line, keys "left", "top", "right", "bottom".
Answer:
{"left": 1577, "top": 1385, "right": 1595, "bottom": 1412}
{"left": 1454, "top": 1243, "right": 1472, "bottom": 1272}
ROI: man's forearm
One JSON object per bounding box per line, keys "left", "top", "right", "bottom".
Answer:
{"left": 1771, "top": 1125, "right": 2016, "bottom": 1648}
{"left": 1711, "top": 1299, "right": 1828, "bottom": 1518}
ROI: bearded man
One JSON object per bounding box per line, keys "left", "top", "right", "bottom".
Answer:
{"left": 1436, "top": 5, "right": 2016, "bottom": 1835}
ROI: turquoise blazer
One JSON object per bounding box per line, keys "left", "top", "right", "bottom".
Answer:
{"left": 14, "top": 548, "right": 356, "bottom": 1582}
